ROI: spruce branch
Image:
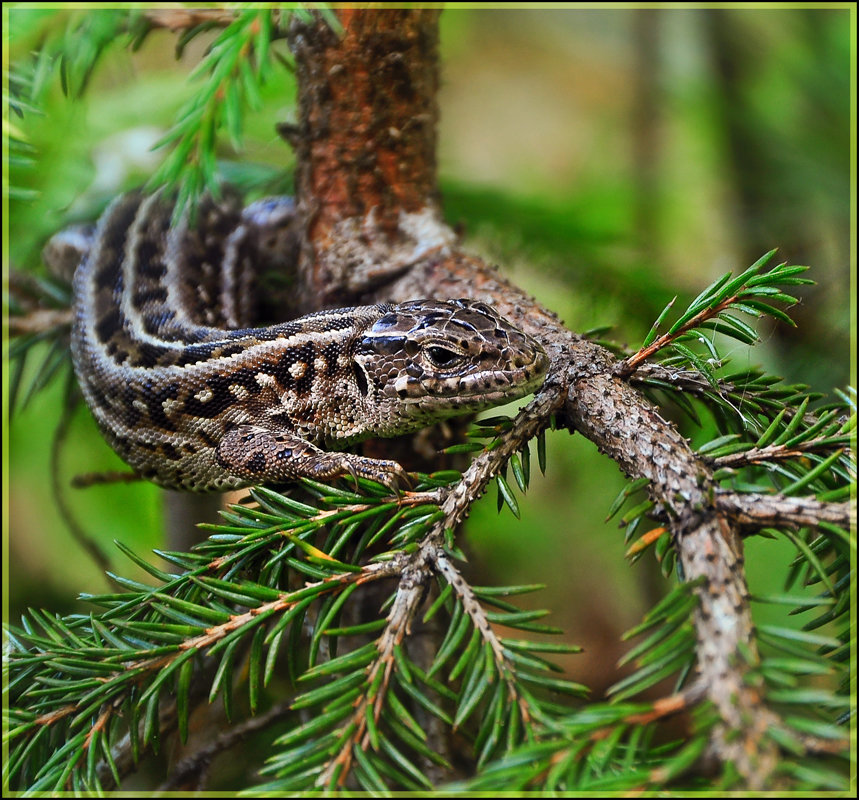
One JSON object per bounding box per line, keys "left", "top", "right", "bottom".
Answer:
{"left": 8, "top": 435, "right": 583, "bottom": 792}
{"left": 715, "top": 492, "right": 855, "bottom": 532}
{"left": 317, "top": 555, "right": 431, "bottom": 788}
{"left": 147, "top": 9, "right": 284, "bottom": 218}
{"left": 6, "top": 8, "right": 309, "bottom": 220}
{"left": 51, "top": 10, "right": 147, "bottom": 99}
{"left": 378, "top": 250, "right": 850, "bottom": 790}
{"left": 617, "top": 251, "right": 813, "bottom": 378}
{"left": 631, "top": 364, "right": 833, "bottom": 432}
{"left": 457, "top": 682, "right": 712, "bottom": 792}
{"left": 4, "top": 541, "right": 405, "bottom": 791}
{"left": 427, "top": 376, "right": 569, "bottom": 551}
{"left": 286, "top": 11, "right": 852, "bottom": 787}
{"left": 433, "top": 554, "right": 532, "bottom": 727}
{"left": 281, "top": 385, "right": 572, "bottom": 788}
{"left": 710, "top": 438, "right": 852, "bottom": 468}
{"left": 254, "top": 387, "right": 581, "bottom": 789}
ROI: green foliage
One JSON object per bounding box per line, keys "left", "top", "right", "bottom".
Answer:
{"left": 6, "top": 274, "right": 73, "bottom": 417}
{"left": 609, "top": 581, "right": 700, "bottom": 704}
{"left": 455, "top": 703, "right": 716, "bottom": 792}
{"left": 146, "top": 10, "right": 288, "bottom": 220}
{"left": 630, "top": 250, "right": 813, "bottom": 383}
{"left": 6, "top": 9, "right": 146, "bottom": 206}
{"left": 5, "top": 7, "right": 316, "bottom": 218}
{"left": 6, "top": 66, "right": 43, "bottom": 203}
{"left": 4, "top": 472, "right": 579, "bottom": 792}
{"left": 628, "top": 254, "right": 855, "bottom": 481}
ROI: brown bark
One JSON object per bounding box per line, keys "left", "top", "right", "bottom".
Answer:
{"left": 284, "top": 9, "right": 846, "bottom": 789}
{"left": 289, "top": 9, "right": 442, "bottom": 309}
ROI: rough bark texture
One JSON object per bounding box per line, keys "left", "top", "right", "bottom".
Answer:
{"left": 288, "top": 9, "right": 442, "bottom": 309}
{"left": 283, "top": 9, "right": 825, "bottom": 789}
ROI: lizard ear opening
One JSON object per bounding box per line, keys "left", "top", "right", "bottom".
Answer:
{"left": 352, "top": 360, "right": 369, "bottom": 396}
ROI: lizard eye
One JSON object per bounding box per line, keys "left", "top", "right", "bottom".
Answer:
{"left": 425, "top": 345, "right": 464, "bottom": 369}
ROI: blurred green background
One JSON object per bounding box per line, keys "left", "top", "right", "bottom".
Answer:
{"left": 6, "top": 8, "right": 854, "bottom": 698}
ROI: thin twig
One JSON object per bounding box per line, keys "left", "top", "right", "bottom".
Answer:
{"left": 534, "top": 683, "right": 707, "bottom": 789}
{"left": 70, "top": 470, "right": 144, "bottom": 488}
{"left": 796, "top": 733, "right": 851, "bottom": 756}
{"left": 591, "top": 681, "right": 706, "bottom": 742}
{"left": 616, "top": 294, "right": 743, "bottom": 377}
{"left": 7, "top": 308, "right": 73, "bottom": 335}
{"left": 319, "top": 554, "right": 431, "bottom": 788}
{"left": 50, "top": 372, "right": 112, "bottom": 574}
{"left": 143, "top": 9, "right": 236, "bottom": 32}
{"left": 429, "top": 378, "right": 570, "bottom": 550}
{"left": 434, "top": 553, "right": 533, "bottom": 728}
{"left": 159, "top": 699, "right": 295, "bottom": 790}
{"left": 712, "top": 439, "right": 852, "bottom": 469}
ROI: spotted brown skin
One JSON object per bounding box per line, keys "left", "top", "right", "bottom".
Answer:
{"left": 64, "top": 191, "right": 549, "bottom": 492}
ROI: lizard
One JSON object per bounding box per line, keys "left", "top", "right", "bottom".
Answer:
{"left": 51, "top": 189, "right": 549, "bottom": 493}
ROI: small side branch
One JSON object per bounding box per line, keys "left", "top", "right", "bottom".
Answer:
{"left": 17, "top": 559, "right": 409, "bottom": 792}
{"left": 532, "top": 684, "right": 707, "bottom": 790}
{"left": 716, "top": 491, "right": 855, "bottom": 532}
{"left": 319, "top": 555, "right": 432, "bottom": 787}
{"left": 159, "top": 699, "right": 294, "bottom": 791}
{"left": 71, "top": 471, "right": 144, "bottom": 488}
{"left": 591, "top": 683, "right": 706, "bottom": 745}
{"left": 143, "top": 9, "right": 236, "bottom": 32}
{"left": 51, "top": 374, "right": 113, "bottom": 574}
{"left": 616, "top": 293, "right": 743, "bottom": 377}
{"left": 629, "top": 363, "right": 725, "bottom": 394}
{"left": 434, "top": 553, "right": 532, "bottom": 728}
{"left": 314, "top": 383, "right": 570, "bottom": 788}
{"left": 711, "top": 440, "right": 852, "bottom": 468}
{"left": 429, "top": 378, "right": 570, "bottom": 549}
{"left": 6, "top": 308, "right": 73, "bottom": 335}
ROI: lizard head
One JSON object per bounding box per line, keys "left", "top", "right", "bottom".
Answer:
{"left": 351, "top": 299, "right": 549, "bottom": 434}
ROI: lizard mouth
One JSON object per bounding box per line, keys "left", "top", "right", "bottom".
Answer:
{"left": 395, "top": 354, "right": 549, "bottom": 412}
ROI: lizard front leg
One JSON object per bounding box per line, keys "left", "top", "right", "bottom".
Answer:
{"left": 216, "top": 426, "right": 412, "bottom": 491}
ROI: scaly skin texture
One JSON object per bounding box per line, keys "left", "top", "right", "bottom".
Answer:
{"left": 62, "top": 191, "right": 548, "bottom": 492}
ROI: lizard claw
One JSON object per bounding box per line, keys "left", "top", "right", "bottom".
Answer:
{"left": 343, "top": 461, "right": 361, "bottom": 492}
{"left": 380, "top": 464, "right": 414, "bottom": 497}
